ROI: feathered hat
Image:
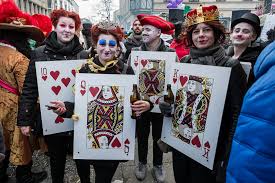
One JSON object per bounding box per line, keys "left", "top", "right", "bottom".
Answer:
{"left": 32, "top": 14, "right": 52, "bottom": 37}
{"left": 0, "top": 0, "right": 44, "bottom": 42}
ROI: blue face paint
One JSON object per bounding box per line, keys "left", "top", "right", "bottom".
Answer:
{"left": 98, "top": 39, "right": 117, "bottom": 46}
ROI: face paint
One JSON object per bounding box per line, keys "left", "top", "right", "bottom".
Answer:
{"left": 230, "top": 22, "right": 256, "bottom": 46}
{"left": 142, "top": 25, "right": 161, "bottom": 43}
{"left": 98, "top": 39, "right": 117, "bottom": 47}
{"left": 96, "top": 34, "right": 118, "bottom": 63}
{"left": 55, "top": 17, "right": 76, "bottom": 44}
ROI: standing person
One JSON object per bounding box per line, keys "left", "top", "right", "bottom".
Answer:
{"left": 17, "top": 9, "right": 91, "bottom": 183}
{"left": 226, "top": 41, "right": 275, "bottom": 183}
{"left": 132, "top": 14, "right": 175, "bottom": 183}
{"left": 227, "top": 12, "right": 261, "bottom": 87}
{"left": 0, "top": 0, "right": 47, "bottom": 182}
{"left": 160, "top": 5, "right": 247, "bottom": 183}
{"left": 49, "top": 21, "right": 151, "bottom": 183}
{"left": 124, "top": 19, "right": 143, "bottom": 60}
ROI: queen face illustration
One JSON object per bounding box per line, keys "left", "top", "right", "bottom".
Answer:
{"left": 102, "top": 86, "right": 113, "bottom": 99}
{"left": 98, "top": 136, "right": 109, "bottom": 149}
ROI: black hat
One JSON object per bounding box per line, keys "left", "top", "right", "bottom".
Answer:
{"left": 231, "top": 12, "right": 261, "bottom": 38}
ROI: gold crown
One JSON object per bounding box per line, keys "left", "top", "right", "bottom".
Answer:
{"left": 185, "top": 5, "right": 219, "bottom": 27}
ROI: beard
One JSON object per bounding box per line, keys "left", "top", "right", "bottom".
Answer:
{"left": 133, "top": 29, "right": 142, "bottom": 35}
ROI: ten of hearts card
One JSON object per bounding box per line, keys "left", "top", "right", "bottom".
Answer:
{"left": 35, "top": 60, "right": 87, "bottom": 135}
{"left": 73, "top": 73, "right": 137, "bottom": 160}
{"left": 130, "top": 51, "right": 177, "bottom": 113}
{"left": 161, "top": 63, "right": 231, "bottom": 170}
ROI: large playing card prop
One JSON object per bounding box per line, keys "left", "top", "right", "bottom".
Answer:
{"left": 74, "top": 74, "right": 137, "bottom": 160}
{"left": 35, "top": 60, "right": 87, "bottom": 135}
{"left": 131, "top": 51, "right": 177, "bottom": 113}
{"left": 161, "top": 63, "right": 231, "bottom": 170}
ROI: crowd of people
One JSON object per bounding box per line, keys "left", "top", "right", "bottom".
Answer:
{"left": 0, "top": 0, "right": 274, "bottom": 183}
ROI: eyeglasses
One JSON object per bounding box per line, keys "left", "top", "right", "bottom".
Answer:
{"left": 98, "top": 39, "right": 117, "bottom": 47}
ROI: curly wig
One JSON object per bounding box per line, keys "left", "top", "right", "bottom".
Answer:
{"left": 180, "top": 20, "right": 226, "bottom": 48}
{"left": 91, "top": 22, "right": 124, "bottom": 46}
{"left": 50, "top": 9, "right": 81, "bottom": 30}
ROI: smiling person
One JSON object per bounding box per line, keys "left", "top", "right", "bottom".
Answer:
{"left": 227, "top": 13, "right": 261, "bottom": 87}
{"left": 161, "top": 5, "right": 247, "bottom": 183}
{"left": 49, "top": 21, "right": 151, "bottom": 183}
{"left": 17, "top": 9, "right": 90, "bottom": 183}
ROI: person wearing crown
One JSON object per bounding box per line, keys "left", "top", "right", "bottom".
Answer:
{"left": 0, "top": 0, "right": 49, "bottom": 182}
{"left": 49, "top": 21, "right": 152, "bottom": 183}
{"left": 160, "top": 5, "right": 247, "bottom": 183}
{"left": 17, "top": 8, "right": 91, "bottom": 183}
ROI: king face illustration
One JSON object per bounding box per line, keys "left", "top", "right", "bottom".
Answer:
{"left": 87, "top": 85, "right": 124, "bottom": 149}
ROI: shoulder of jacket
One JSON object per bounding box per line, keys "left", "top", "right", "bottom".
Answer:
{"left": 224, "top": 57, "right": 239, "bottom": 67}
{"left": 180, "top": 55, "right": 191, "bottom": 63}
{"left": 78, "top": 49, "right": 90, "bottom": 59}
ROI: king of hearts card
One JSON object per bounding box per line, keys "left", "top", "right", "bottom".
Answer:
{"left": 130, "top": 51, "right": 177, "bottom": 113}
{"left": 73, "top": 74, "right": 136, "bottom": 160}
{"left": 161, "top": 63, "right": 231, "bottom": 169}
{"left": 35, "top": 60, "right": 87, "bottom": 135}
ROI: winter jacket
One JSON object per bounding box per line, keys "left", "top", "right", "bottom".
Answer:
{"left": 124, "top": 33, "right": 143, "bottom": 60}
{"left": 17, "top": 31, "right": 89, "bottom": 135}
{"left": 170, "top": 39, "right": 190, "bottom": 60}
{"left": 226, "top": 41, "right": 275, "bottom": 183}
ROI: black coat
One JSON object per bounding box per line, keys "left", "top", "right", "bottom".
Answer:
{"left": 17, "top": 32, "right": 89, "bottom": 135}
{"left": 124, "top": 33, "right": 143, "bottom": 60}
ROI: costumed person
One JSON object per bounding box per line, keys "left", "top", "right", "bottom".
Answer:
{"left": 159, "top": 5, "right": 247, "bottom": 183}
{"left": 49, "top": 21, "right": 152, "bottom": 183}
{"left": 227, "top": 12, "right": 261, "bottom": 87}
{"left": 226, "top": 41, "right": 275, "bottom": 183}
{"left": 0, "top": 0, "right": 48, "bottom": 182}
{"left": 124, "top": 19, "right": 143, "bottom": 60}
{"left": 131, "top": 14, "right": 175, "bottom": 183}
{"left": 17, "top": 9, "right": 91, "bottom": 183}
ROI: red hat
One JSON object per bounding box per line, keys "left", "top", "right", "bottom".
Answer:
{"left": 137, "top": 14, "right": 175, "bottom": 35}
{"left": 32, "top": 14, "right": 52, "bottom": 37}
{"left": 185, "top": 5, "right": 220, "bottom": 27}
{"left": 0, "top": 0, "right": 44, "bottom": 42}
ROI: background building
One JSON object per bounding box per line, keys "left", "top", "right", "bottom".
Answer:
{"left": 15, "top": 0, "right": 79, "bottom": 15}
{"left": 114, "top": 0, "right": 274, "bottom": 31}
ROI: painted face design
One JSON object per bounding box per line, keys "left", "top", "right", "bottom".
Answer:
{"left": 187, "top": 80, "right": 197, "bottom": 92}
{"left": 98, "top": 136, "right": 109, "bottom": 149}
{"left": 102, "top": 86, "right": 113, "bottom": 99}
{"left": 55, "top": 17, "right": 76, "bottom": 44}
{"left": 142, "top": 25, "right": 161, "bottom": 43}
{"left": 192, "top": 23, "right": 215, "bottom": 49}
{"left": 96, "top": 34, "right": 118, "bottom": 63}
{"left": 133, "top": 20, "right": 143, "bottom": 35}
{"left": 231, "top": 22, "right": 256, "bottom": 46}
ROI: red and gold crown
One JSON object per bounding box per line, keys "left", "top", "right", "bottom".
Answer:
{"left": 184, "top": 5, "right": 219, "bottom": 27}
{"left": 189, "top": 75, "right": 203, "bottom": 83}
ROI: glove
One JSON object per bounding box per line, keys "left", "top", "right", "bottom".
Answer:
{"left": 159, "top": 101, "right": 172, "bottom": 116}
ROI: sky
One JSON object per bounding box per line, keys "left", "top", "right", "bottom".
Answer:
{"left": 76, "top": 0, "right": 120, "bottom": 23}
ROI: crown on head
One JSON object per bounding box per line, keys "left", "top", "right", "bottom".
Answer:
{"left": 97, "top": 21, "right": 119, "bottom": 31}
{"left": 189, "top": 75, "right": 203, "bottom": 83}
{"left": 185, "top": 5, "right": 219, "bottom": 27}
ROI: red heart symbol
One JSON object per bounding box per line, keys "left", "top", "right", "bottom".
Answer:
{"left": 191, "top": 135, "right": 201, "bottom": 148}
{"left": 124, "top": 139, "right": 130, "bottom": 144}
{"left": 80, "top": 89, "right": 86, "bottom": 96}
{"left": 204, "top": 141, "right": 210, "bottom": 149}
{"left": 42, "top": 76, "right": 47, "bottom": 81}
{"left": 180, "top": 76, "right": 188, "bottom": 87}
{"left": 61, "top": 77, "right": 71, "bottom": 87}
{"left": 89, "top": 87, "right": 99, "bottom": 97}
{"left": 51, "top": 85, "right": 61, "bottom": 95}
{"left": 55, "top": 116, "right": 64, "bottom": 123}
{"left": 134, "top": 62, "right": 138, "bottom": 67}
{"left": 173, "top": 78, "right": 177, "bottom": 84}
{"left": 71, "top": 69, "right": 76, "bottom": 77}
{"left": 50, "top": 71, "right": 60, "bottom": 80}
{"left": 111, "top": 137, "right": 121, "bottom": 148}
{"left": 141, "top": 59, "right": 148, "bottom": 67}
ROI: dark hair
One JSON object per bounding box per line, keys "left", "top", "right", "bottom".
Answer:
{"left": 50, "top": 9, "right": 81, "bottom": 30}
{"left": 0, "top": 29, "right": 32, "bottom": 58}
{"left": 180, "top": 20, "right": 226, "bottom": 48}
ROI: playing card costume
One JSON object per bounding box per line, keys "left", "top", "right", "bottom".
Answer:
{"left": 227, "top": 41, "right": 275, "bottom": 183}
{"left": 61, "top": 21, "right": 136, "bottom": 183}
{"left": 0, "top": 0, "right": 48, "bottom": 182}
{"left": 17, "top": 9, "right": 90, "bottom": 183}
{"left": 172, "top": 5, "right": 247, "bottom": 183}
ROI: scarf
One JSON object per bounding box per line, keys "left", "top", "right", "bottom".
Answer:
{"left": 87, "top": 57, "right": 118, "bottom": 73}
{"left": 45, "top": 31, "right": 83, "bottom": 56}
{"left": 189, "top": 45, "right": 230, "bottom": 66}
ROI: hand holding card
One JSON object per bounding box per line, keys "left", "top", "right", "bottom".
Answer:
{"left": 49, "top": 101, "right": 66, "bottom": 115}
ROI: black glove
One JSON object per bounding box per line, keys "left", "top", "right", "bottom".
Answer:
{"left": 159, "top": 101, "right": 172, "bottom": 116}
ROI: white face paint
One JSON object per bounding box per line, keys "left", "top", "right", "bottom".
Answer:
{"left": 231, "top": 22, "right": 257, "bottom": 46}
{"left": 96, "top": 34, "right": 118, "bottom": 64}
{"left": 142, "top": 25, "right": 161, "bottom": 43}
{"left": 98, "top": 136, "right": 109, "bottom": 149}
{"left": 55, "top": 17, "right": 76, "bottom": 44}
{"left": 187, "top": 80, "right": 197, "bottom": 92}
{"left": 183, "top": 127, "right": 192, "bottom": 140}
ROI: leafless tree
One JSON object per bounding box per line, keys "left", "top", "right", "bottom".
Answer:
{"left": 97, "top": 0, "right": 112, "bottom": 21}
